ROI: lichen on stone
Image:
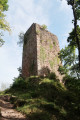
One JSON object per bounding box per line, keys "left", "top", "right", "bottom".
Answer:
{"left": 40, "top": 46, "right": 47, "bottom": 62}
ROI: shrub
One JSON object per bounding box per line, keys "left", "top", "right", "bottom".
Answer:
{"left": 27, "top": 111, "right": 51, "bottom": 120}
{"left": 49, "top": 72, "right": 57, "bottom": 80}
{"left": 11, "top": 77, "right": 27, "bottom": 89}
{"left": 58, "top": 66, "right": 68, "bottom": 75}
{"left": 41, "top": 24, "right": 47, "bottom": 30}
{"left": 64, "top": 75, "right": 80, "bottom": 92}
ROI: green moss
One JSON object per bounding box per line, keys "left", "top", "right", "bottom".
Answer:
{"left": 41, "top": 24, "right": 47, "bottom": 30}
{"left": 53, "top": 41, "right": 56, "bottom": 46}
{"left": 47, "top": 39, "right": 51, "bottom": 44}
{"left": 49, "top": 60, "right": 54, "bottom": 69}
{"left": 50, "top": 44, "right": 53, "bottom": 50}
{"left": 40, "top": 46, "right": 47, "bottom": 62}
{"left": 47, "top": 39, "right": 53, "bottom": 50}
{"left": 49, "top": 56, "right": 60, "bottom": 69}
{"left": 40, "top": 40, "right": 43, "bottom": 43}
{"left": 0, "top": 91, "right": 6, "bottom": 95}
{"left": 60, "top": 107, "right": 67, "bottom": 116}
{"left": 17, "top": 104, "right": 42, "bottom": 115}
{"left": 36, "top": 30, "right": 40, "bottom": 35}
{"left": 56, "top": 56, "right": 60, "bottom": 64}
{"left": 2, "top": 76, "right": 80, "bottom": 120}
{"left": 48, "top": 39, "right": 51, "bottom": 42}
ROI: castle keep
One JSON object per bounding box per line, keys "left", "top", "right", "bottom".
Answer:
{"left": 22, "top": 23, "right": 62, "bottom": 80}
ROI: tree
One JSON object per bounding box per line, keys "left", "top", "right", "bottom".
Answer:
{"left": 66, "top": 0, "right": 80, "bottom": 69}
{"left": 59, "top": 45, "right": 80, "bottom": 78}
{"left": 17, "top": 32, "right": 24, "bottom": 46}
{"left": 0, "top": 0, "right": 11, "bottom": 47}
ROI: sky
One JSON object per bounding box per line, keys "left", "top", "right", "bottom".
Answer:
{"left": 0, "top": 0, "right": 73, "bottom": 90}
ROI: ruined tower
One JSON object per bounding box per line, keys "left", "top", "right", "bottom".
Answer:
{"left": 22, "top": 23, "right": 62, "bottom": 80}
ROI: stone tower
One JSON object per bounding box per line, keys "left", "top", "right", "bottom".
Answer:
{"left": 22, "top": 23, "right": 62, "bottom": 80}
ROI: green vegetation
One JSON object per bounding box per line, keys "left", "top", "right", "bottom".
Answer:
{"left": 59, "top": 0, "right": 80, "bottom": 79}
{"left": 36, "top": 30, "right": 40, "bottom": 35}
{"left": 53, "top": 41, "right": 56, "bottom": 46}
{"left": 40, "top": 46, "right": 47, "bottom": 62}
{"left": 49, "top": 60, "right": 54, "bottom": 69}
{"left": 66, "top": 0, "right": 80, "bottom": 69}
{"left": 48, "top": 39, "right": 53, "bottom": 50}
{"left": 49, "top": 56, "right": 60, "bottom": 69}
{"left": 59, "top": 45, "right": 80, "bottom": 78}
{"left": 0, "top": 0, "right": 11, "bottom": 46}
{"left": 56, "top": 56, "right": 60, "bottom": 64}
{"left": 1, "top": 74, "right": 80, "bottom": 120}
{"left": 60, "top": 0, "right": 80, "bottom": 77}
{"left": 50, "top": 44, "right": 53, "bottom": 50}
{"left": 48, "top": 39, "right": 56, "bottom": 50}
{"left": 58, "top": 65, "right": 68, "bottom": 75}
{"left": 18, "top": 32, "right": 24, "bottom": 46}
{"left": 40, "top": 39, "right": 43, "bottom": 43}
{"left": 41, "top": 24, "right": 47, "bottom": 30}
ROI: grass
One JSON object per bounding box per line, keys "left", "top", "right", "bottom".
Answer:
{"left": 1, "top": 75, "right": 80, "bottom": 120}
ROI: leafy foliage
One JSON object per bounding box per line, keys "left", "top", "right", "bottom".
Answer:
{"left": 66, "top": 0, "right": 80, "bottom": 68}
{"left": 17, "top": 32, "right": 24, "bottom": 46}
{"left": 60, "top": 0, "right": 80, "bottom": 78}
{"left": 67, "top": 0, "right": 80, "bottom": 20}
{"left": 58, "top": 65, "right": 68, "bottom": 75}
{"left": 4, "top": 76, "right": 80, "bottom": 120}
{"left": 11, "top": 77, "right": 27, "bottom": 89}
{"left": 41, "top": 24, "right": 47, "bottom": 30}
{"left": 0, "top": 0, "right": 11, "bottom": 46}
{"left": 49, "top": 72, "right": 58, "bottom": 80}
{"left": 59, "top": 45, "right": 80, "bottom": 78}
{"left": 67, "top": 26, "right": 80, "bottom": 47}
{"left": 63, "top": 75, "right": 80, "bottom": 92}
{"left": 0, "top": 0, "right": 9, "bottom": 11}
{"left": 0, "top": 32, "right": 4, "bottom": 46}
{"left": 60, "top": 46, "right": 76, "bottom": 66}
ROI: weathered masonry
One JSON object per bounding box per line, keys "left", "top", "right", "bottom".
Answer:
{"left": 22, "top": 23, "right": 62, "bottom": 80}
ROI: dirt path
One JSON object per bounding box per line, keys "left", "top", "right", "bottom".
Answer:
{"left": 0, "top": 96, "right": 27, "bottom": 120}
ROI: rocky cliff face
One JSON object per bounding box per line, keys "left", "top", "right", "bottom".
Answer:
{"left": 22, "top": 23, "right": 63, "bottom": 80}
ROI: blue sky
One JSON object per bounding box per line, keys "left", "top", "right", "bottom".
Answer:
{"left": 0, "top": 0, "right": 73, "bottom": 90}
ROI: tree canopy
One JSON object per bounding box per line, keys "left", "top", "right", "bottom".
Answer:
{"left": 59, "top": 0, "right": 80, "bottom": 78}
{"left": 0, "top": 0, "right": 11, "bottom": 47}
{"left": 66, "top": 0, "right": 80, "bottom": 68}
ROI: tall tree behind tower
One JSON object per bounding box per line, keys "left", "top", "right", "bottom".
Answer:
{"left": 66, "top": 0, "right": 80, "bottom": 69}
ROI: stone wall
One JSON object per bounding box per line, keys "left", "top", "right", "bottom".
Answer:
{"left": 22, "top": 23, "right": 62, "bottom": 80}
{"left": 36, "top": 24, "right": 62, "bottom": 80}
{"left": 22, "top": 24, "right": 37, "bottom": 77}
